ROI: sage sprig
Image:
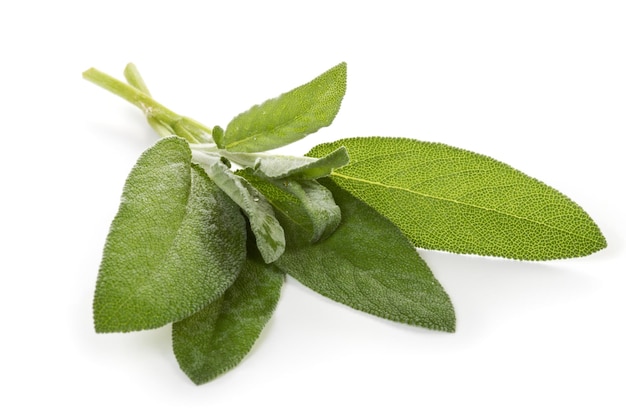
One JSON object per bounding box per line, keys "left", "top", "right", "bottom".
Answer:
{"left": 84, "top": 62, "right": 606, "bottom": 384}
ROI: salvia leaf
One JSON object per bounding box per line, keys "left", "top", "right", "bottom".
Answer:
{"left": 193, "top": 152, "right": 286, "bottom": 263}
{"left": 220, "top": 146, "right": 349, "bottom": 180}
{"left": 238, "top": 171, "right": 318, "bottom": 244}
{"left": 277, "top": 179, "right": 341, "bottom": 242}
{"left": 84, "top": 61, "right": 606, "bottom": 385}
{"left": 253, "top": 146, "right": 349, "bottom": 180}
{"left": 221, "top": 62, "right": 347, "bottom": 152}
{"left": 275, "top": 179, "right": 456, "bottom": 332}
{"left": 172, "top": 254, "right": 284, "bottom": 385}
{"left": 93, "top": 137, "right": 247, "bottom": 332}
{"left": 308, "top": 137, "right": 607, "bottom": 260}
{"left": 241, "top": 171, "right": 341, "bottom": 243}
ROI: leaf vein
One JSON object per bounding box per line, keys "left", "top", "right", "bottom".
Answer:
{"left": 332, "top": 172, "right": 601, "bottom": 244}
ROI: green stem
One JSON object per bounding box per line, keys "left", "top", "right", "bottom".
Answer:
{"left": 122, "top": 63, "right": 176, "bottom": 138}
{"left": 83, "top": 67, "right": 214, "bottom": 144}
{"left": 148, "top": 118, "right": 176, "bottom": 138}
{"left": 83, "top": 68, "right": 181, "bottom": 125}
{"left": 123, "top": 63, "right": 152, "bottom": 96}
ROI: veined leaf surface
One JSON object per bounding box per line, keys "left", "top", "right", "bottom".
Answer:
{"left": 173, "top": 255, "right": 284, "bottom": 385}
{"left": 221, "top": 62, "right": 347, "bottom": 152}
{"left": 94, "top": 137, "right": 247, "bottom": 332}
{"left": 275, "top": 179, "right": 455, "bottom": 332}
{"left": 308, "top": 137, "right": 606, "bottom": 260}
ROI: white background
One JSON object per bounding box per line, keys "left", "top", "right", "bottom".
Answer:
{"left": 1, "top": 1, "right": 624, "bottom": 415}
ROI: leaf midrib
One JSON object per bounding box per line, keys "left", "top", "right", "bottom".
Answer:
{"left": 331, "top": 172, "right": 601, "bottom": 244}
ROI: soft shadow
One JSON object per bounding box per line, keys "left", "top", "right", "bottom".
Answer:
{"left": 419, "top": 250, "right": 599, "bottom": 340}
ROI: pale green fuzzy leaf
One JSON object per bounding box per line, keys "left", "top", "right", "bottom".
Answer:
{"left": 276, "top": 179, "right": 455, "bottom": 332}
{"left": 194, "top": 152, "right": 285, "bottom": 263}
{"left": 308, "top": 137, "right": 607, "bottom": 260}
{"left": 221, "top": 62, "right": 347, "bottom": 152}
{"left": 240, "top": 170, "right": 341, "bottom": 243}
{"left": 172, "top": 255, "right": 284, "bottom": 385}
{"left": 221, "top": 146, "right": 349, "bottom": 180}
{"left": 254, "top": 146, "right": 349, "bottom": 180}
{"left": 94, "top": 137, "right": 247, "bottom": 333}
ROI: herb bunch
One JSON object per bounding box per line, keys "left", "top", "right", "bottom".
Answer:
{"left": 84, "top": 63, "right": 606, "bottom": 385}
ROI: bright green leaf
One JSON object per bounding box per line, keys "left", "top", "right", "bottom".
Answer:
{"left": 212, "top": 125, "right": 224, "bottom": 144}
{"left": 275, "top": 179, "right": 455, "bottom": 332}
{"left": 308, "top": 137, "right": 607, "bottom": 260}
{"left": 222, "top": 62, "right": 347, "bottom": 152}
{"left": 93, "top": 137, "right": 247, "bottom": 332}
{"left": 172, "top": 255, "right": 284, "bottom": 385}
{"left": 193, "top": 152, "right": 285, "bottom": 263}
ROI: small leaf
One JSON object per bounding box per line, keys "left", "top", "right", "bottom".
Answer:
{"left": 222, "top": 62, "right": 347, "bottom": 152}
{"left": 241, "top": 171, "right": 341, "bottom": 243}
{"left": 308, "top": 137, "right": 607, "bottom": 260}
{"left": 94, "top": 137, "right": 247, "bottom": 332}
{"left": 212, "top": 125, "right": 224, "bottom": 146}
{"left": 194, "top": 152, "right": 285, "bottom": 263}
{"left": 275, "top": 179, "right": 455, "bottom": 332}
{"left": 172, "top": 254, "right": 284, "bottom": 385}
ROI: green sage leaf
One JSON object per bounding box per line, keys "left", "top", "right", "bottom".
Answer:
{"left": 94, "top": 137, "right": 247, "bottom": 333}
{"left": 278, "top": 179, "right": 341, "bottom": 242}
{"left": 275, "top": 179, "right": 455, "bottom": 332}
{"left": 172, "top": 255, "right": 284, "bottom": 385}
{"left": 193, "top": 152, "right": 285, "bottom": 263}
{"left": 253, "top": 146, "right": 349, "bottom": 180}
{"left": 240, "top": 171, "right": 341, "bottom": 243}
{"left": 308, "top": 137, "right": 607, "bottom": 260}
{"left": 221, "top": 62, "right": 347, "bottom": 152}
{"left": 221, "top": 146, "right": 349, "bottom": 180}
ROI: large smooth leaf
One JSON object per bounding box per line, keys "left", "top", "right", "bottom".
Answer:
{"left": 275, "top": 179, "right": 455, "bottom": 332}
{"left": 94, "top": 137, "right": 247, "bottom": 332}
{"left": 220, "top": 62, "right": 347, "bottom": 152}
{"left": 193, "top": 151, "right": 285, "bottom": 263}
{"left": 308, "top": 137, "right": 607, "bottom": 260}
{"left": 172, "top": 255, "right": 284, "bottom": 385}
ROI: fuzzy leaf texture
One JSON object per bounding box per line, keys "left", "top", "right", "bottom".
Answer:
{"left": 276, "top": 179, "right": 341, "bottom": 242}
{"left": 241, "top": 171, "right": 342, "bottom": 244}
{"left": 173, "top": 255, "right": 284, "bottom": 385}
{"left": 275, "top": 179, "right": 455, "bottom": 331}
{"left": 308, "top": 137, "right": 606, "bottom": 260}
{"left": 94, "top": 137, "right": 247, "bottom": 332}
{"left": 194, "top": 152, "right": 285, "bottom": 263}
{"left": 253, "top": 146, "right": 349, "bottom": 179}
{"left": 220, "top": 62, "right": 347, "bottom": 152}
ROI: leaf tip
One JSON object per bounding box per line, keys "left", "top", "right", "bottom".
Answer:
{"left": 212, "top": 125, "right": 225, "bottom": 148}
